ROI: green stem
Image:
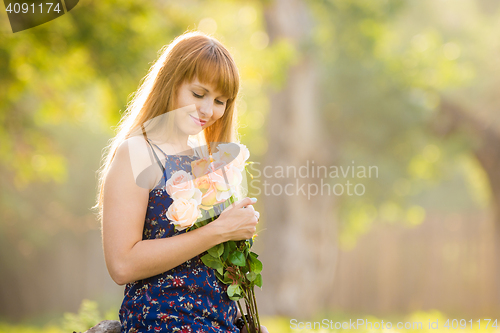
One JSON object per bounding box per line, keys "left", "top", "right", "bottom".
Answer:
{"left": 245, "top": 291, "right": 258, "bottom": 333}
{"left": 247, "top": 289, "right": 257, "bottom": 328}
{"left": 237, "top": 300, "right": 251, "bottom": 333}
{"left": 250, "top": 286, "right": 261, "bottom": 331}
{"left": 244, "top": 298, "right": 255, "bottom": 332}
{"left": 243, "top": 260, "right": 259, "bottom": 331}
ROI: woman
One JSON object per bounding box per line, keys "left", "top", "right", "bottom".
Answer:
{"left": 94, "top": 31, "right": 269, "bottom": 332}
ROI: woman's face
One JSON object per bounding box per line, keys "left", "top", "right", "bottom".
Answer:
{"left": 173, "top": 76, "right": 229, "bottom": 136}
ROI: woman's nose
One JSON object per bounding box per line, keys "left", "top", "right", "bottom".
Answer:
{"left": 198, "top": 100, "right": 213, "bottom": 119}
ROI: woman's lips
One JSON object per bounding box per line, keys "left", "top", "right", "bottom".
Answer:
{"left": 190, "top": 114, "right": 207, "bottom": 126}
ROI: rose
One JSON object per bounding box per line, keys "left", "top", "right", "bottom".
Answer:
{"left": 207, "top": 160, "right": 231, "bottom": 192}
{"left": 200, "top": 182, "right": 220, "bottom": 209}
{"left": 215, "top": 185, "right": 233, "bottom": 202}
{"left": 191, "top": 157, "right": 212, "bottom": 178}
{"left": 213, "top": 143, "right": 250, "bottom": 172}
{"left": 193, "top": 174, "right": 212, "bottom": 192}
{"left": 223, "top": 163, "right": 243, "bottom": 187}
{"left": 166, "top": 197, "right": 202, "bottom": 231}
{"left": 207, "top": 161, "right": 243, "bottom": 191}
{"left": 166, "top": 170, "right": 196, "bottom": 200}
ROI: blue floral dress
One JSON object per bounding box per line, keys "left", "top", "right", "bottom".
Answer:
{"left": 119, "top": 138, "right": 239, "bottom": 333}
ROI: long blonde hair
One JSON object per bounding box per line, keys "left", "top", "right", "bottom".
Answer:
{"left": 92, "top": 30, "right": 241, "bottom": 224}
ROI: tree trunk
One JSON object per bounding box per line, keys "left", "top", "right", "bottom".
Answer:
{"left": 438, "top": 98, "right": 500, "bottom": 313}
{"left": 258, "top": 0, "right": 339, "bottom": 318}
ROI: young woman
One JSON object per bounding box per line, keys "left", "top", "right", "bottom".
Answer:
{"left": 94, "top": 31, "right": 269, "bottom": 332}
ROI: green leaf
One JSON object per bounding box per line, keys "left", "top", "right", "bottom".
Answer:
{"left": 215, "top": 271, "right": 226, "bottom": 284}
{"left": 227, "top": 284, "right": 241, "bottom": 297}
{"left": 229, "top": 250, "right": 246, "bottom": 266}
{"left": 201, "top": 254, "right": 223, "bottom": 272}
{"left": 221, "top": 271, "right": 234, "bottom": 284}
{"left": 254, "top": 273, "right": 263, "bottom": 288}
{"left": 222, "top": 242, "right": 230, "bottom": 261}
{"left": 240, "top": 264, "right": 249, "bottom": 274}
{"left": 246, "top": 271, "right": 257, "bottom": 282}
{"left": 227, "top": 241, "right": 237, "bottom": 252}
{"left": 217, "top": 243, "right": 224, "bottom": 256}
{"left": 207, "top": 243, "right": 224, "bottom": 258}
{"left": 249, "top": 251, "right": 259, "bottom": 259}
{"left": 249, "top": 255, "right": 263, "bottom": 274}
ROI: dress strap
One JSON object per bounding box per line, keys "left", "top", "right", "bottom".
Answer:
{"left": 141, "top": 125, "right": 167, "bottom": 182}
{"left": 149, "top": 141, "right": 168, "bottom": 157}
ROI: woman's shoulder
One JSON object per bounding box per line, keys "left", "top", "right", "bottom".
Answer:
{"left": 115, "top": 136, "right": 163, "bottom": 191}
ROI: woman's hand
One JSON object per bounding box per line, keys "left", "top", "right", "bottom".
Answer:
{"left": 209, "top": 197, "right": 259, "bottom": 242}
{"left": 235, "top": 308, "right": 269, "bottom": 333}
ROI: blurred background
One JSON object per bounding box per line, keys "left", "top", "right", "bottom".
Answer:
{"left": 1, "top": 0, "right": 500, "bottom": 331}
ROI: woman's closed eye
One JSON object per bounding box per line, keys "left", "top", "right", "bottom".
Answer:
{"left": 192, "top": 92, "right": 225, "bottom": 105}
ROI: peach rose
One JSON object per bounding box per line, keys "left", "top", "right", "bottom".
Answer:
{"left": 191, "top": 157, "right": 212, "bottom": 178}
{"left": 207, "top": 161, "right": 243, "bottom": 190}
{"left": 166, "top": 197, "right": 201, "bottom": 231}
{"left": 215, "top": 185, "right": 234, "bottom": 202}
{"left": 223, "top": 163, "right": 243, "bottom": 187}
{"left": 207, "top": 160, "right": 231, "bottom": 192}
{"left": 193, "top": 174, "right": 212, "bottom": 192}
{"left": 166, "top": 170, "right": 196, "bottom": 200}
{"left": 213, "top": 143, "right": 250, "bottom": 172}
{"left": 200, "top": 182, "right": 219, "bottom": 209}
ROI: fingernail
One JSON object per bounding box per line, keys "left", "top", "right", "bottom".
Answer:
{"left": 250, "top": 197, "right": 257, "bottom": 203}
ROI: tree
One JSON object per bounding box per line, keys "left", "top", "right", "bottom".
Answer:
{"left": 258, "top": 0, "right": 339, "bottom": 317}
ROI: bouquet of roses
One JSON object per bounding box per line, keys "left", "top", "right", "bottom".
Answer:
{"left": 165, "top": 142, "right": 263, "bottom": 333}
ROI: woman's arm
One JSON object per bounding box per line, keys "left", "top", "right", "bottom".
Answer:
{"left": 102, "top": 140, "right": 258, "bottom": 285}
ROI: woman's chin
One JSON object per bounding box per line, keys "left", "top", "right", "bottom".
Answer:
{"left": 187, "top": 127, "right": 204, "bottom": 136}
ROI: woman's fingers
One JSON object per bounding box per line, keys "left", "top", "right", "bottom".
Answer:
{"left": 245, "top": 204, "right": 256, "bottom": 213}
{"left": 236, "top": 197, "right": 257, "bottom": 209}
{"left": 216, "top": 197, "right": 260, "bottom": 240}
{"left": 223, "top": 197, "right": 255, "bottom": 213}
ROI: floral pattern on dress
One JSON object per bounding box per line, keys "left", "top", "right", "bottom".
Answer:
{"left": 119, "top": 152, "right": 239, "bottom": 333}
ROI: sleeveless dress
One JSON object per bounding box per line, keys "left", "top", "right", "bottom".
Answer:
{"left": 119, "top": 136, "right": 240, "bottom": 333}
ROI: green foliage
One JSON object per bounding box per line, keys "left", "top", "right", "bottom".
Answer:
{"left": 60, "top": 299, "right": 118, "bottom": 333}
{"left": 0, "top": 323, "right": 63, "bottom": 333}
{"left": 305, "top": 0, "right": 495, "bottom": 247}
{"left": 0, "top": 299, "right": 118, "bottom": 333}
{"left": 61, "top": 299, "right": 101, "bottom": 332}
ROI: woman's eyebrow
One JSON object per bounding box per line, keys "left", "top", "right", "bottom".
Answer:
{"left": 193, "top": 84, "right": 209, "bottom": 92}
{"left": 193, "top": 84, "right": 228, "bottom": 99}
